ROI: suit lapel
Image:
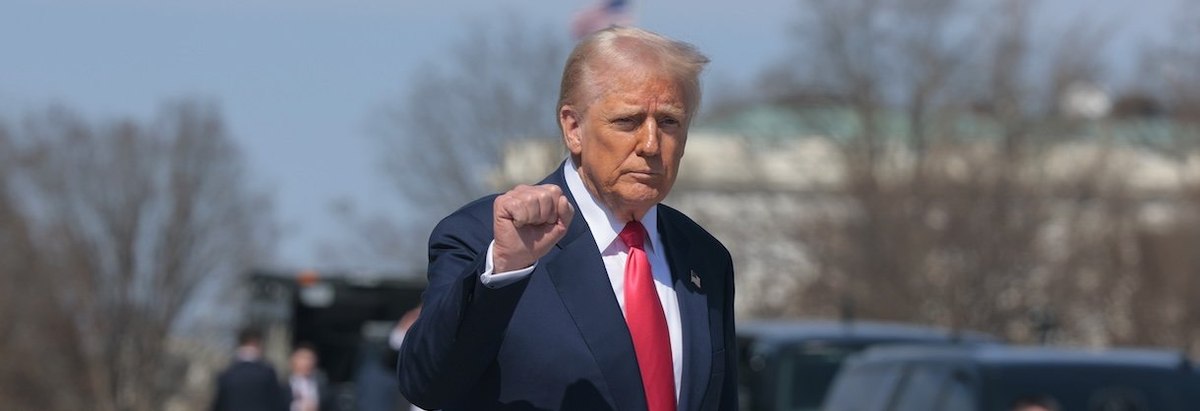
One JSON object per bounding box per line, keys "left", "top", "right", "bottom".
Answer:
{"left": 658, "top": 207, "right": 713, "bottom": 411}
{"left": 542, "top": 164, "right": 647, "bottom": 411}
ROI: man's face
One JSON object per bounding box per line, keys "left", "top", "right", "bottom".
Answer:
{"left": 290, "top": 348, "right": 316, "bottom": 376}
{"left": 561, "top": 62, "right": 690, "bottom": 220}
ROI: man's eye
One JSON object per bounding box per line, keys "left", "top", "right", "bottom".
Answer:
{"left": 659, "top": 117, "right": 680, "bottom": 127}
{"left": 612, "top": 117, "right": 639, "bottom": 129}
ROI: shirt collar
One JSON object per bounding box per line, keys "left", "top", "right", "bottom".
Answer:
{"left": 563, "top": 157, "right": 659, "bottom": 253}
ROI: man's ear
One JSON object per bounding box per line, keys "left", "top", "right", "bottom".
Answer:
{"left": 560, "top": 105, "right": 584, "bottom": 156}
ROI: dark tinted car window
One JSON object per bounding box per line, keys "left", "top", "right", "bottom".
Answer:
{"left": 938, "top": 372, "right": 977, "bottom": 411}
{"left": 777, "top": 345, "right": 860, "bottom": 411}
{"left": 1089, "top": 386, "right": 1149, "bottom": 411}
{"left": 823, "top": 364, "right": 905, "bottom": 411}
{"left": 891, "top": 365, "right": 946, "bottom": 411}
{"left": 984, "top": 366, "right": 1190, "bottom": 411}
{"left": 887, "top": 365, "right": 982, "bottom": 411}
{"left": 737, "top": 336, "right": 760, "bottom": 411}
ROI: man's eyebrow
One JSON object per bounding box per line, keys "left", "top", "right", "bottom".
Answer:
{"left": 606, "top": 102, "right": 686, "bottom": 116}
{"left": 607, "top": 105, "right": 647, "bottom": 115}
{"left": 656, "top": 104, "right": 686, "bottom": 116}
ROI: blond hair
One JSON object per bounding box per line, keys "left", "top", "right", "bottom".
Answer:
{"left": 557, "top": 27, "right": 710, "bottom": 120}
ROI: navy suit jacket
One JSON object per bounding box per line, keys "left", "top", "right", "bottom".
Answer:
{"left": 212, "top": 359, "right": 287, "bottom": 411}
{"left": 397, "top": 163, "right": 737, "bottom": 411}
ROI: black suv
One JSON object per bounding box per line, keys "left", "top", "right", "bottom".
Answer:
{"left": 821, "top": 345, "right": 1200, "bottom": 411}
{"left": 737, "top": 320, "right": 996, "bottom": 411}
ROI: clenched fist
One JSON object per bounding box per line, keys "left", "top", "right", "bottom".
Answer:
{"left": 492, "top": 184, "right": 575, "bottom": 273}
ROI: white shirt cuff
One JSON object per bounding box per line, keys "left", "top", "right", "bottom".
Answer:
{"left": 480, "top": 240, "right": 536, "bottom": 288}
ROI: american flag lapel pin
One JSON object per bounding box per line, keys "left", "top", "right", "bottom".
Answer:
{"left": 690, "top": 271, "right": 702, "bottom": 290}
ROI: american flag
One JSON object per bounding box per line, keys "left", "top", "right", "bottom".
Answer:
{"left": 571, "top": 0, "right": 633, "bottom": 39}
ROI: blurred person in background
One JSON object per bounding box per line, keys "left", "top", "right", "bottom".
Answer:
{"left": 286, "top": 343, "right": 334, "bottom": 411}
{"left": 397, "top": 26, "right": 736, "bottom": 411}
{"left": 388, "top": 305, "right": 420, "bottom": 358}
{"left": 389, "top": 306, "right": 422, "bottom": 410}
{"left": 355, "top": 305, "right": 424, "bottom": 411}
{"left": 212, "top": 327, "right": 287, "bottom": 411}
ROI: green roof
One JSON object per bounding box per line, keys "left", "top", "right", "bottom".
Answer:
{"left": 695, "top": 104, "right": 1199, "bottom": 149}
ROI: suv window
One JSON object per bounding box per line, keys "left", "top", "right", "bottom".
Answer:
{"left": 984, "top": 366, "right": 1190, "bottom": 411}
{"left": 823, "top": 363, "right": 905, "bottom": 411}
{"left": 776, "top": 345, "right": 861, "bottom": 411}
{"left": 1088, "top": 386, "right": 1150, "bottom": 411}
{"left": 891, "top": 365, "right": 946, "bottom": 410}
{"left": 887, "top": 366, "right": 980, "bottom": 411}
{"left": 937, "top": 370, "right": 977, "bottom": 411}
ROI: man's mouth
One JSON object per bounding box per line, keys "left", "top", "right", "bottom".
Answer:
{"left": 625, "top": 171, "right": 659, "bottom": 180}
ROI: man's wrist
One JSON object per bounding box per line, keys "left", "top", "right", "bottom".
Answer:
{"left": 482, "top": 241, "right": 538, "bottom": 289}
{"left": 493, "top": 260, "right": 532, "bottom": 274}
{"left": 491, "top": 249, "right": 534, "bottom": 273}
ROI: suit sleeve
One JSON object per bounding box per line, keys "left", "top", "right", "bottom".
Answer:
{"left": 396, "top": 202, "right": 533, "bottom": 409}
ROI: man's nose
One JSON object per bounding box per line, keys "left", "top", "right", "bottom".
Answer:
{"left": 636, "top": 119, "right": 661, "bottom": 156}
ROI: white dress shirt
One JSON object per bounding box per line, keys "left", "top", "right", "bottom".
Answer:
{"left": 289, "top": 375, "right": 319, "bottom": 411}
{"left": 480, "top": 157, "right": 684, "bottom": 401}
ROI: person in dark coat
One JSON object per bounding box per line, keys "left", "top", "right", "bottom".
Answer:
{"left": 397, "top": 27, "right": 736, "bottom": 411}
{"left": 285, "top": 343, "right": 336, "bottom": 411}
{"left": 212, "top": 327, "right": 287, "bottom": 411}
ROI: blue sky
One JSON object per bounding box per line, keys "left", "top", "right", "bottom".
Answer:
{"left": 0, "top": 0, "right": 1177, "bottom": 270}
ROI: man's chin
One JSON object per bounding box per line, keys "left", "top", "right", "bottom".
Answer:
{"left": 614, "top": 186, "right": 667, "bottom": 208}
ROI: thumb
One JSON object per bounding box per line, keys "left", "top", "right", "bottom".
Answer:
{"left": 556, "top": 195, "right": 575, "bottom": 230}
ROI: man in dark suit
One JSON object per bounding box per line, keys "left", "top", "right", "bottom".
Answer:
{"left": 397, "top": 26, "right": 736, "bottom": 411}
{"left": 213, "top": 327, "right": 287, "bottom": 411}
{"left": 285, "top": 343, "right": 335, "bottom": 411}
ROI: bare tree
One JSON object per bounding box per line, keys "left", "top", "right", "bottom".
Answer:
{"left": 331, "top": 16, "right": 568, "bottom": 271}
{"left": 1126, "top": 1, "right": 1200, "bottom": 145}
{"left": 0, "top": 118, "right": 64, "bottom": 409}
{"left": 376, "top": 17, "right": 566, "bottom": 210}
{"left": 1107, "top": 1, "right": 1200, "bottom": 352}
{"left": 0, "top": 100, "right": 274, "bottom": 411}
{"left": 755, "top": 0, "right": 1200, "bottom": 354}
{"left": 1155, "top": 1, "right": 1200, "bottom": 121}
{"left": 745, "top": 0, "right": 1136, "bottom": 341}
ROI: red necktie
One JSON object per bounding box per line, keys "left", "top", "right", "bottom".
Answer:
{"left": 619, "top": 221, "right": 676, "bottom": 411}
